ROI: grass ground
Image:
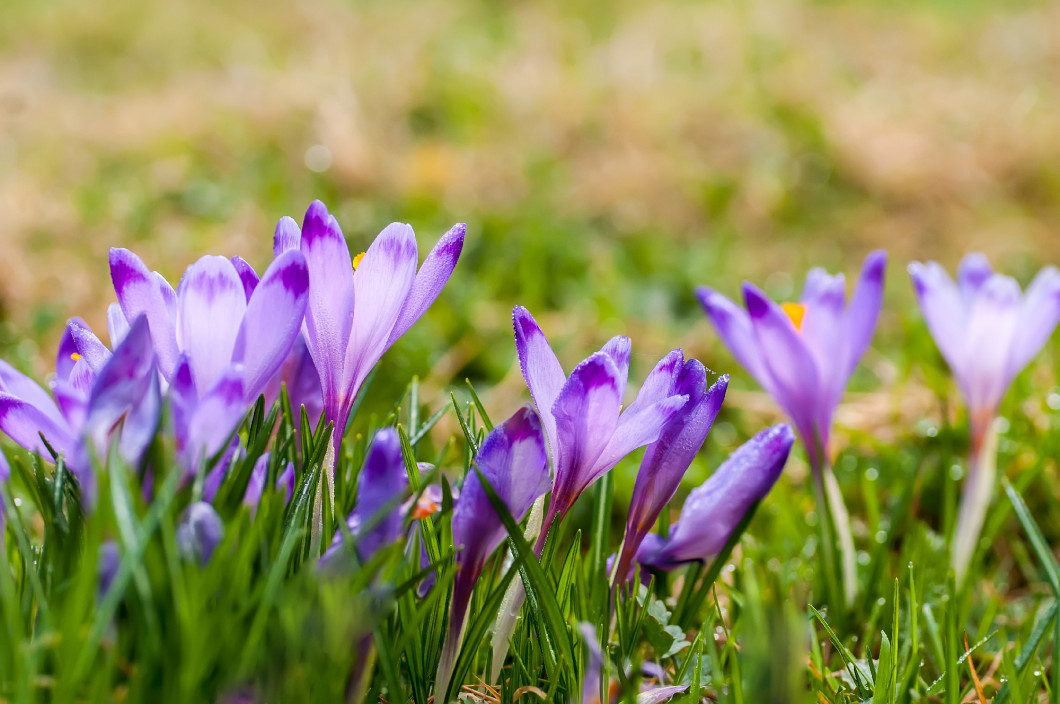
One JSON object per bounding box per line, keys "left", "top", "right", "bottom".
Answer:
{"left": 3, "top": 0, "right": 1060, "bottom": 700}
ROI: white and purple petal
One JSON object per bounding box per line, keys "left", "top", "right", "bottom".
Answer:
{"left": 110, "top": 248, "right": 180, "bottom": 378}
{"left": 233, "top": 249, "right": 310, "bottom": 401}
{"left": 175, "top": 256, "right": 247, "bottom": 394}
{"left": 512, "top": 306, "right": 567, "bottom": 468}
{"left": 387, "top": 222, "right": 466, "bottom": 348}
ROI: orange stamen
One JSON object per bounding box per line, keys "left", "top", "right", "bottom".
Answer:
{"left": 352, "top": 252, "right": 366, "bottom": 270}
{"left": 70, "top": 352, "right": 82, "bottom": 361}
{"left": 781, "top": 302, "right": 807, "bottom": 331}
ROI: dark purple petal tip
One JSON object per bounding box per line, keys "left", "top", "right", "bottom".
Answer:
{"left": 741, "top": 282, "right": 774, "bottom": 319}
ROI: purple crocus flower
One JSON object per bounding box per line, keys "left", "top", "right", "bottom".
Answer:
{"left": 909, "top": 254, "right": 1060, "bottom": 583}
{"left": 511, "top": 306, "right": 690, "bottom": 549}
{"left": 696, "top": 251, "right": 884, "bottom": 606}
{"left": 578, "top": 622, "right": 688, "bottom": 704}
{"left": 109, "top": 247, "right": 309, "bottom": 477}
{"left": 0, "top": 316, "right": 159, "bottom": 505}
{"left": 177, "top": 501, "right": 225, "bottom": 565}
{"left": 611, "top": 363, "right": 728, "bottom": 588}
{"left": 109, "top": 247, "right": 310, "bottom": 403}
{"left": 696, "top": 251, "right": 886, "bottom": 471}
{"left": 242, "top": 452, "right": 296, "bottom": 515}
{"left": 272, "top": 201, "right": 465, "bottom": 454}
{"left": 320, "top": 427, "right": 408, "bottom": 568}
{"left": 633, "top": 424, "right": 794, "bottom": 572}
{"left": 435, "top": 406, "right": 550, "bottom": 699}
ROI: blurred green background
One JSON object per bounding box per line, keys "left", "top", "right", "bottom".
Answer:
{"left": 2, "top": 0, "right": 1059, "bottom": 480}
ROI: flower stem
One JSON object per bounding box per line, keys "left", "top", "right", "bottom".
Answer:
{"left": 822, "top": 463, "right": 857, "bottom": 607}
{"left": 951, "top": 416, "right": 999, "bottom": 586}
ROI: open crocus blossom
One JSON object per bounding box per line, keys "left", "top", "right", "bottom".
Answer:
{"left": 696, "top": 251, "right": 885, "bottom": 605}
{"left": 109, "top": 247, "right": 309, "bottom": 477}
{"left": 511, "top": 306, "right": 690, "bottom": 549}
{"left": 435, "top": 406, "right": 549, "bottom": 700}
{"left": 272, "top": 201, "right": 466, "bottom": 455}
{"left": 611, "top": 362, "right": 728, "bottom": 589}
{"left": 320, "top": 427, "right": 408, "bottom": 569}
{"left": 0, "top": 316, "right": 159, "bottom": 506}
{"left": 909, "top": 254, "right": 1060, "bottom": 584}
{"left": 633, "top": 424, "right": 794, "bottom": 573}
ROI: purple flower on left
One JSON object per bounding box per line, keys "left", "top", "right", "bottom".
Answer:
{"left": 0, "top": 315, "right": 160, "bottom": 506}
{"left": 108, "top": 246, "right": 310, "bottom": 476}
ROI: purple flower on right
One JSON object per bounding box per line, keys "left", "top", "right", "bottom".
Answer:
{"left": 909, "top": 253, "right": 1060, "bottom": 583}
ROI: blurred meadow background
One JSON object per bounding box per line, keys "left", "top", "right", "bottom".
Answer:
{"left": 4, "top": 0, "right": 1060, "bottom": 696}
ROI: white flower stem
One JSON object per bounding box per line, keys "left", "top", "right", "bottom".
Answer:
{"left": 951, "top": 416, "right": 999, "bottom": 586}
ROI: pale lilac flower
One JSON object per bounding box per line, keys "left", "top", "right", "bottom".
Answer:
{"left": 109, "top": 247, "right": 310, "bottom": 476}
{"left": 0, "top": 316, "right": 159, "bottom": 505}
{"left": 696, "top": 251, "right": 885, "bottom": 471}
{"left": 909, "top": 253, "right": 1060, "bottom": 583}
{"left": 272, "top": 201, "right": 465, "bottom": 450}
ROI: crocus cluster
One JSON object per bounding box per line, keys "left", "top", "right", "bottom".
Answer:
{"left": 0, "top": 201, "right": 465, "bottom": 522}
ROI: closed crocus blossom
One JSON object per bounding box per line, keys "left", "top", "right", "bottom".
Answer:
{"left": 612, "top": 363, "right": 728, "bottom": 589}
{"left": 435, "top": 406, "right": 550, "bottom": 701}
{"left": 696, "top": 251, "right": 885, "bottom": 606}
{"left": 320, "top": 427, "right": 408, "bottom": 568}
{"left": 634, "top": 424, "right": 794, "bottom": 572}
{"left": 0, "top": 316, "right": 159, "bottom": 506}
{"left": 110, "top": 248, "right": 309, "bottom": 478}
{"left": 490, "top": 307, "right": 689, "bottom": 679}
{"left": 273, "top": 201, "right": 465, "bottom": 454}
{"left": 909, "top": 254, "right": 1060, "bottom": 584}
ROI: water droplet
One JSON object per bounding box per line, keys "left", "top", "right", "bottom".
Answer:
{"left": 950, "top": 464, "right": 964, "bottom": 481}
{"left": 865, "top": 467, "right": 879, "bottom": 481}
{"left": 1047, "top": 392, "right": 1060, "bottom": 410}
{"left": 877, "top": 597, "right": 886, "bottom": 606}
{"left": 908, "top": 561, "right": 915, "bottom": 569}
{"left": 13, "top": 498, "right": 21, "bottom": 507}
{"left": 875, "top": 531, "right": 887, "bottom": 544}
{"left": 1033, "top": 669, "right": 1042, "bottom": 677}
{"left": 926, "top": 426, "right": 938, "bottom": 437}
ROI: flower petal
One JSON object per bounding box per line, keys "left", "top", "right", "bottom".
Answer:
{"left": 841, "top": 250, "right": 887, "bottom": 380}
{"left": 176, "top": 256, "right": 247, "bottom": 395}
{"left": 341, "top": 223, "right": 419, "bottom": 415}
{"left": 230, "top": 256, "right": 259, "bottom": 302}
{"left": 696, "top": 286, "right": 773, "bottom": 394}
{"left": 350, "top": 427, "right": 409, "bottom": 558}
{"left": 0, "top": 392, "right": 74, "bottom": 458}
{"left": 298, "top": 201, "right": 355, "bottom": 423}
{"left": 1010, "top": 266, "right": 1060, "bottom": 375}
{"left": 512, "top": 306, "right": 567, "bottom": 468}
{"left": 743, "top": 283, "right": 820, "bottom": 441}
{"left": 273, "top": 215, "right": 301, "bottom": 257}
{"left": 957, "top": 253, "right": 994, "bottom": 301}
{"left": 180, "top": 370, "right": 247, "bottom": 476}
{"left": 599, "top": 335, "right": 632, "bottom": 402}
{"left": 67, "top": 319, "right": 113, "bottom": 374}
{"left": 0, "top": 360, "right": 66, "bottom": 428}
{"left": 177, "top": 502, "right": 224, "bottom": 565}
{"left": 233, "top": 249, "right": 310, "bottom": 401}
{"left": 909, "top": 260, "right": 968, "bottom": 376}
{"left": 110, "top": 248, "right": 180, "bottom": 378}
{"left": 639, "top": 424, "right": 793, "bottom": 569}
{"left": 623, "top": 349, "right": 684, "bottom": 416}
{"left": 387, "top": 223, "right": 466, "bottom": 348}
{"left": 962, "top": 274, "right": 1023, "bottom": 412}
{"left": 550, "top": 352, "right": 624, "bottom": 517}
{"left": 107, "top": 302, "right": 130, "bottom": 348}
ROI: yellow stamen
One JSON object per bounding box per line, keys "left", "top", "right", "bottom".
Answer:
{"left": 781, "top": 302, "right": 807, "bottom": 331}
{"left": 352, "top": 251, "right": 366, "bottom": 270}
{"left": 70, "top": 352, "right": 82, "bottom": 361}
